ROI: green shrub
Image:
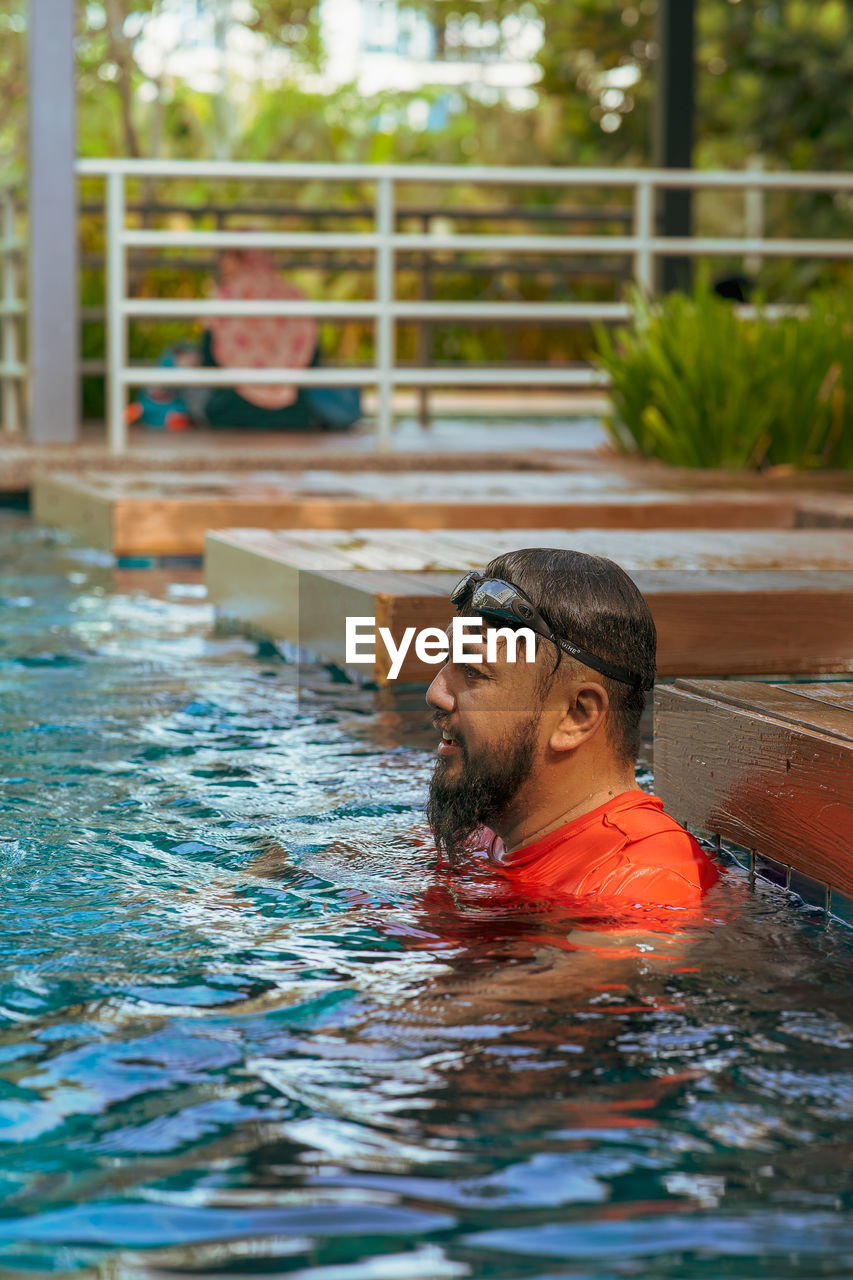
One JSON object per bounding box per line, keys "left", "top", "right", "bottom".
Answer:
{"left": 595, "top": 285, "right": 853, "bottom": 470}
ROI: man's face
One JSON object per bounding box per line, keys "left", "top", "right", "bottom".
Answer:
{"left": 425, "top": 625, "right": 548, "bottom": 865}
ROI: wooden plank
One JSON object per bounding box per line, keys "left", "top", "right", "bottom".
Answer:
{"left": 32, "top": 471, "right": 801, "bottom": 557}
{"left": 373, "top": 575, "right": 853, "bottom": 683}
{"left": 654, "top": 680, "right": 853, "bottom": 897}
{"left": 60, "top": 469, "right": 641, "bottom": 500}
{"left": 210, "top": 527, "right": 853, "bottom": 573}
{"left": 644, "top": 578, "right": 853, "bottom": 677}
{"left": 110, "top": 497, "right": 283, "bottom": 558}
{"left": 796, "top": 496, "right": 853, "bottom": 529}
{"left": 8, "top": 424, "right": 853, "bottom": 497}
{"left": 31, "top": 474, "right": 113, "bottom": 551}
{"left": 205, "top": 528, "right": 853, "bottom": 684}
{"left": 297, "top": 572, "right": 389, "bottom": 668}
{"left": 206, "top": 532, "right": 302, "bottom": 642}
{"left": 672, "top": 679, "right": 853, "bottom": 739}
{"left": 783, "top": 682, "right": 853, "bottom": 711}
{"left": 0, "top": 445, "right": 613, "bottom": 494}
{"left": 372, "top": 573, "right": 853, "bottom": 684}
{"left": 374, "top": 589, "right": 454, "bottom": 685}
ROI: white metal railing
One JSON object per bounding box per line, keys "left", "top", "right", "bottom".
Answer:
{"left": 76, "top": 159, "right": 853, "bottom": 453}
{"left": 0, "top": 181, "right": 25, "bottom": 437}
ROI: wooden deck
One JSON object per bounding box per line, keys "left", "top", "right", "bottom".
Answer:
{"left": 30, "top": 471, "right": 803, "bottom": 556}
{"left": 654, "top": 679, "right": 853, "bottom": 903}
{"left": 206, "top": 527, "right": 853, "bottom": 683}
{"left": 7, "top": 411, "right": 853, "bottom": 495}
{"left": 796, "top": 495, "right": 853, "bottom": 529}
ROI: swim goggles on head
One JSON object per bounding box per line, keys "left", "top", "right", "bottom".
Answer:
{"left": 450, "top": 570, "right": 651, "bottom": 690}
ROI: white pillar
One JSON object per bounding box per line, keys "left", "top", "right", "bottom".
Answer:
{"left": 28, "top": 0, "right": 78, "bottom": 443}
{"left": 374, "top": 175, "right": 395, "bottom": 452}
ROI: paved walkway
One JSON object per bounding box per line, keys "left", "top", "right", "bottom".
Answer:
{"left": 0, "top": 401, "right": 612, "bottom": 491}
{"left": 3, "top": 398, "right": 853, "bottom": 493}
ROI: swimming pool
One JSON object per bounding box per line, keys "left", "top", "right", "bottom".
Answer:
{"left": 2, "top": 507, "right": 853, "bottom": 1279}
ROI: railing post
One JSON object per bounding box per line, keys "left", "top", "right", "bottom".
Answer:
{"left": 745, "top": 156, "right": 764, "bottom": 280}
{"left": 374, "top": 174, "right": 395, "bottom": 452}
{"left": 2, "top": 194, "right": 20, "bottom": 436}
{"left": 417, "top": 210, "right": 432, "bottom": 430}
{"left": 106, "top": 171, "right": 127, "bottom": 454}
{"left": 633, "top": 178, "right": 655, "bottom": 297}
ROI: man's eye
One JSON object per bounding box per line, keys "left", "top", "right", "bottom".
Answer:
{"left": 463, "top": 664, "right": 485, "bottom": 679}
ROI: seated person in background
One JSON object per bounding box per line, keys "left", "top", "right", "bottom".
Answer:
{"left": 129, "top": 247, "right": 361, "bottom": 432}
{"left": 203, "top": 247, "right": 361, "bottom": 432}
{"left": 426, "top": 547, "right": 719, "bottom": 914}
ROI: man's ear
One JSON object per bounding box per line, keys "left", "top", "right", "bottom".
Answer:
{"left": 548, "top": 681, "right": 609, "bottom": 753}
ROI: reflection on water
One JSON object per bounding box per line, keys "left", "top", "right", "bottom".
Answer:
{"left": 1, "top": 510, "right": 853, "bottom": 1279}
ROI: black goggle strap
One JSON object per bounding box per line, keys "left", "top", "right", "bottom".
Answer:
{"left": 449, "top": 571, "right": 651, "bottom": 691}
{"left": 550, "top": 635, "right": 649, "bottom": 690}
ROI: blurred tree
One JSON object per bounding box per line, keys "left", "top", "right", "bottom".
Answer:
{"left": 0, "top": 0, "right": 850, "bottom": 174}
{"left": 529, "top": 0, "right": 853, "bottom": 289}
{"left": 535, "top": 0, "right": 657, "bottom": 162}
{"left": 534, "top": 0, "right": 853, "bottom": 171}
{"left": 0, "top": 2, "right": 28, "bottom": 174}
{"left": 699, "top": 0, "right": 853, "bottom": 171}
{"left": 75, "top": 0, "right": 324, "bottom": 161}
{"left": 5, "top": 0, "right": 852, "bottom": 305}
{"left": 0, "top": 0, "right": 844, "bottom": 176}
{"left": 699, "top": 0, "right": 853, "bottom": 290}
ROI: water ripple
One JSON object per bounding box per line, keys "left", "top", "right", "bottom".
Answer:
{"left": 1, "top": 510, "right": 853, "bottom": 1278}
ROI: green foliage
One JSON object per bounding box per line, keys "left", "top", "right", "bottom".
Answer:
{"left": 0, "top": 0, "right": 849, "bottom": 180}
{"left": 595, "top": 287, "right": 853, "bottom": 471}
{"left": 536, "top": 0, "right": 656, "bottom": 164}
{"left": 6, "top": 0, "right": 853, "bottom": 421}
{"left": 700, "top": 0, "right": 853, "bottom": 171}
{"left": 0, "top": 4, "right": 25, "bottom": 162}
{"left": 536, "top": 0, "right": 853, "bottom": 174}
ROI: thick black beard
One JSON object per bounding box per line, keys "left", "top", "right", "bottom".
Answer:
{"left": 426, "top": 715, "right": 540, "bottom": 869}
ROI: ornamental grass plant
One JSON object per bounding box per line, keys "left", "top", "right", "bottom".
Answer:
{"left": 595, "top": 285, "right": 853, "bottom": 470}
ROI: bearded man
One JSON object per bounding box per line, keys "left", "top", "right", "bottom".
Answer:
{"left": 425, "top": 547, "right": 718, "bottom": 909}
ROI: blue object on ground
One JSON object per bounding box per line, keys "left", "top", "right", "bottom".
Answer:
{"left": 305, "top": 384, "right": 362, "bottom": 430}
{"left": 129, "top": 344, "right": 198, "bottom": 430}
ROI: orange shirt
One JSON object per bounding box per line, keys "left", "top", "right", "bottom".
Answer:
{"left": 483, "top": 791, "right": 719, "bottom": 909}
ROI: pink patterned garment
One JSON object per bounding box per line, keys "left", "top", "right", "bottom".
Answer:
{"left": 208, "top": 253, "right": 318, "bottom": 409}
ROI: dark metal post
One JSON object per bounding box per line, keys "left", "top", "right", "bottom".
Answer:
{"left": 654, "top": 0, "right": 695, "bottom": 293}
{"left": 28, "top": 0, "right": 78, "bottom": 443}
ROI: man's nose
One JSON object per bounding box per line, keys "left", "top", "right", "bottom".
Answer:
{"left": 425, "top": 665, "right": 455, "bottom": 713}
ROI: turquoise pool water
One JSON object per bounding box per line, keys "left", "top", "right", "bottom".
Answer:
{"left": 2, "top": 508, "right": 853, "bottom": 1279}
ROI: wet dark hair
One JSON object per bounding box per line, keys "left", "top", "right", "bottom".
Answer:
{"left": 481, "top": 547, "right": 657, "bottom": 765}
